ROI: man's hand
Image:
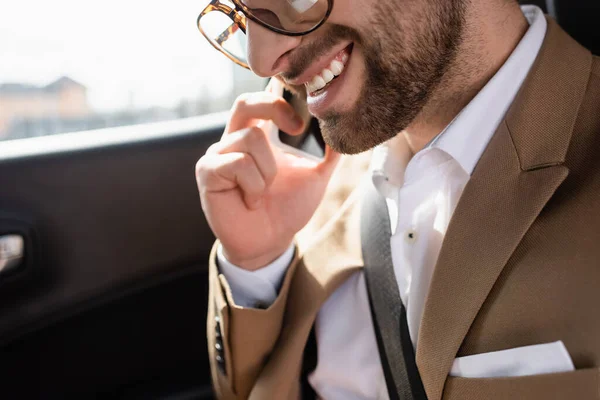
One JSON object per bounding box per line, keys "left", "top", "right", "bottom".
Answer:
{"left": 196, "top": 88, "right": 340, "bottom": 271}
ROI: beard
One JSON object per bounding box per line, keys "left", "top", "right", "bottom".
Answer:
{"left": 283, "top": 0, "right": 466, "bottom": 154}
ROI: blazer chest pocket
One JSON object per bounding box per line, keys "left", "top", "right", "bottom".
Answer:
{"left": 442, "top": 368, "right": 600, "bottom": 400}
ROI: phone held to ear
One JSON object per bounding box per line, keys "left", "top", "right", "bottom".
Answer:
{"left": 266, "top": 80, "right": 326, "bottom": 162}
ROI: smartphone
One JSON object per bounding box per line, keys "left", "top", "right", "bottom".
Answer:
{"left": 268, "top": 83, "right": 326, "bottom": 162}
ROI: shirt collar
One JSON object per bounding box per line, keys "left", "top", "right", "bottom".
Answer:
{"left": 371, "top": 4, "right": 547, "bottom": 194}
{"left": 432, "top": 5, "right": 547, "bottom": 176}
{"left": 371, "top": 133, "right": 413, "bottom": 198}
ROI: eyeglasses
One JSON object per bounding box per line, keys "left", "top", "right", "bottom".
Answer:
{"left": 197, "top": 0, "right": 333, "bottom": 69}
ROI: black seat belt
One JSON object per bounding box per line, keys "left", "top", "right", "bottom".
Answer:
{"left": 300, "top": 327, "right": 318, "bottom": 400}
{"left": 361, "top": 180, "right": 428, "bottom": 400}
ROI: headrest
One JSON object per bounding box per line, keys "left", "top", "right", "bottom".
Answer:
{"left": 521, "top": 0, "right": 600, "bottom": 55}
{"left": 553, "top": 0, "right": 600, "bottom": 55}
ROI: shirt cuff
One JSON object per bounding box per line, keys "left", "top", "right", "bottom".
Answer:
{"left": 216, "top": 243, "right": 295, "bottom": 308}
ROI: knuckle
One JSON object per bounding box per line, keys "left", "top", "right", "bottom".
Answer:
{"left": 195, "top": 157, "right": 209, "bottom": 179}
{"left": 244, "top": 126, "right": 266, "bottom": 148}
{"left": 237, "top": 153, "right": 254, "bottom": 169}
{"left": 205, "top": 141, "right": 221, "bottom": 155}
{"left": 232, "top": 93, "right": 251, "bottom": 110}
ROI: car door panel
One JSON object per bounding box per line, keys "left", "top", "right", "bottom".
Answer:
{"left": 0, "top": 114, "right": 225, "bottom": 398}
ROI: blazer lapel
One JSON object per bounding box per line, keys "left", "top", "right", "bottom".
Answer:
{"left": 416, "top": 122, "right": 568, "bottom": 400}
{"left": 416, "top": 18, "right": 593, "bottom": 400}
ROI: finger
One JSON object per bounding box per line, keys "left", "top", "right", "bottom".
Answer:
{"left": 207, "top": 127, "right": 278, "bottom": 187}
{"left": 197, "top": 152, "right": 266, "bottom": 209}
{"left": 226, "top": 92, "right": 305, "bottom": 136}
{"left": 315, "top": 145, "right": 342, "bottom": 178}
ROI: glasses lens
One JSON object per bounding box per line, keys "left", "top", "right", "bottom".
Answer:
{"left": 240, "top": 0, "right": 328, "bottom": 33}
{"left": 199, "top": 10, "right": 248, "bottom": 65}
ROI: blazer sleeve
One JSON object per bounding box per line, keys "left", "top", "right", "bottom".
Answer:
{"left": 206, "top": 153, "right": 373, "bottom": 399}
{"left": 207, "top": 240, "right": 301, "bottom": 400}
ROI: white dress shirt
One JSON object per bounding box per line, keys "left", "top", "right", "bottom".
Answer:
{"left": 217, "top": 5, "right": 547, "bottom": 399}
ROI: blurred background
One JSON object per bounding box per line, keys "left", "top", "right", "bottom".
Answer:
{"left": 2, "top": 0, "right": 599, "bottom": 143}
{"left": 0, "top": 0, "right": 265, "bottom": 142}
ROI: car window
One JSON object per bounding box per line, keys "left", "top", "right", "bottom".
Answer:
{"left": 0, "top": 0, "right": 264, "bottom": 142}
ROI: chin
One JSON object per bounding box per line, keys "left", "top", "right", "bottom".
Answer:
{"left": 318, "top": 102, "right": 413, "bottom": 155}
{"left": 319, "top": 121, "right": 379, "bottom": 155}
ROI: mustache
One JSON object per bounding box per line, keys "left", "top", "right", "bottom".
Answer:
{"left": 280, "top": 24, "right": 361, "bottom": 82}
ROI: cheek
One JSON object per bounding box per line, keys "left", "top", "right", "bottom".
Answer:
{"left": 337, "top": 44, "right": 368, "bottom": 111}
{"left": 322, "top": 0, "right": 368, "bottom": 30}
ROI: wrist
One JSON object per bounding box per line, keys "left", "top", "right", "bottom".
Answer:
{"left": 221, "top": 243, "right": 294, "bottom": 271}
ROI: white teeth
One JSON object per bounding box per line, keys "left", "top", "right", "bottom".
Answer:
{"left": 307, "top": 75, "right": 326, "bottom": 93}
{"left": 304, "top": 51, "right": 349, "bottom": 94}
{"left": 321, "top": 69, "right": 334, "bottom": 84}
{"left": 305, "top": 48, "right": 348, "bottom": 93}
{"left": 329, "top": 60, "right": 344, "bottom": 75}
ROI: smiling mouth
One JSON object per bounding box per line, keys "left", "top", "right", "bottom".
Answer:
{"left": 305, "top": 44, "right": 353, "bottom": 95}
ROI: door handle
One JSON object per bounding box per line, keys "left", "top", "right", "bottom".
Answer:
{"left": 0, "top": 234, "right": 24, "bottom": 275}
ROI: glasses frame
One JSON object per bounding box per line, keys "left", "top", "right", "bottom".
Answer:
{"left": 197, "top": 0, "right": 334, "bottom": 69}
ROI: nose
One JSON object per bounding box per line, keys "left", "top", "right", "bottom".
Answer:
{"left": 246, "top": 20, "right": 302, "bottom": 77}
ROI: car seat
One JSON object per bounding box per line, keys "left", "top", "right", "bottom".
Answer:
{"left": 521, "top": 0, "right": 600, "bottom": 55}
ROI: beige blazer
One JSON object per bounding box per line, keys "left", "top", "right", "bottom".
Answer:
{"left": 207, "top": 17, "right": 600, "bottom": 400}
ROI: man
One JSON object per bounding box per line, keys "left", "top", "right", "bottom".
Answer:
{"left": 195, "top": 0, "right": 600, "bottom": 398}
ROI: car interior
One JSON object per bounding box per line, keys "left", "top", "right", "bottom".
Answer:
{"left": 0, "top": 1, "right": 598, "bottom": 398}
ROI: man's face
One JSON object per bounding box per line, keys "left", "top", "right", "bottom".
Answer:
{"left": 247, "top": 0, "right": 467, "bottom": 154}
